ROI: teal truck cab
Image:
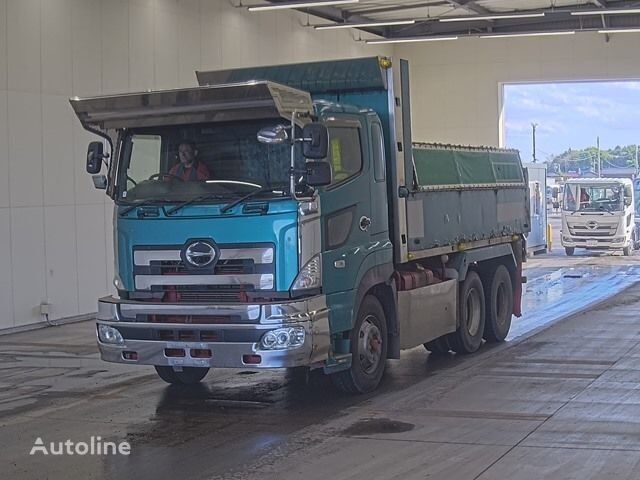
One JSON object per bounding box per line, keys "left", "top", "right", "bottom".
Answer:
{"left": 71, "top": 57, "right": 529, "bottom": 393}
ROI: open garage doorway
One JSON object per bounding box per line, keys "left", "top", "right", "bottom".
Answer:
{"left": 501, "top": 80, "right": 640, "bottom": 259}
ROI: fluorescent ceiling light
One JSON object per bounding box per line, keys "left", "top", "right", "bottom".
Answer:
{"left": 598, "top": 28, "right": 640, "bottom": 33}
{"left": 248, "top": 0, "right": 359, "bottom": 11}
{"left": 440, "top": 13, "right": 545, "bottom": 22}
{"left": 366, "top": 36, "right": 458, "bottom": 44}
{"left": 572, "top": 8, "right": 640, "bottom": 16}
{"left": 480, "top": 30, "right": 575, "bottom": 39}
{"left": 315, "top": 20, "right": 416, "bottom": 30}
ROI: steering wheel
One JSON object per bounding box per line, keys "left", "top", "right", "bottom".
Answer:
{"left": 148, "top": 173, "right": 184, "bottom": 182}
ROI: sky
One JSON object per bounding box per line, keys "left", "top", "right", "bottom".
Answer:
{"left": 503, "top": 81, "right": 640, "bottom": 163}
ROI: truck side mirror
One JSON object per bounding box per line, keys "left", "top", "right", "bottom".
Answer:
{"left": 302, "top": 123, "right": 328, "bottom": 159}
{"left": 87, "top": 141, "right": 104, "bottom": 174}
{"left": 306, "top": 161, "right": 332, "bottom": 187}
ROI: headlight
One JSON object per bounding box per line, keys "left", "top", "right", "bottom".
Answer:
{"left": 613, "top": 237, "right": 624, "bottom": 242}
{"left": 259, "top": 327, "right": 306, "bottom": 350}
{"left": 291, "top": 255, "right": 321, "bottom": 291}
{"left": 98, "top": 324, "right": 124, "bottom": 345}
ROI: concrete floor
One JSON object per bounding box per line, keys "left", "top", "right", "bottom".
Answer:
{"left": 3, "top": 214, "right": 640, "bottom": 479}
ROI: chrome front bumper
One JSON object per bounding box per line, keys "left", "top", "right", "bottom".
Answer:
{"left": 561, "top": 237, "right": 626, "bottom": 249}
{"left": 95, "top": 295, "right": 331, "bottom": 369}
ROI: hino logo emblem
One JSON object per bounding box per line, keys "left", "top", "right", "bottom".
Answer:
{"left": 183, "top": 240, "right": 217, "bottom": 268}
{"left": 586, "top": 221, "right": 599, "bottom": 230}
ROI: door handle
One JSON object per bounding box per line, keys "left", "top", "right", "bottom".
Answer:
{"left": 359, "top": 216, "right": 371, "bottom": 232}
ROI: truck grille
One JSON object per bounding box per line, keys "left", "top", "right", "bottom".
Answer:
{"left": 132, "top": 244, "right": 275, "bottom": 293}
{"left": 568, "top": 224, "right": 617, "bottom": 237}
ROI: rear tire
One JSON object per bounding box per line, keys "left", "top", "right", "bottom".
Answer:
{"left": 449, "top": 271, "right": 485, "bottom": 354}
{"left": 565, "top": 247, "right": 575, "bottom": 256}
{"left": 154, "top": 366, "right": 209, "bottom": 385}
{"left": 483, "top": 265, "right": 513, "bottom": 343}
{"left": 623, "top": 245, "right": 631, "bottom": 256}
{"left": 424, "top": 335, "right": 451, "bottom": 355}
{"left": 330, "top": 295, "right": 387, "bottom": 394}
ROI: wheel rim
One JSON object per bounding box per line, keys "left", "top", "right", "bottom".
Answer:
{"left": 358, "top": 315, "right": 382, "bottom": 375}
{"left": 465, "top": 288, "right": 481, "bottom": 336}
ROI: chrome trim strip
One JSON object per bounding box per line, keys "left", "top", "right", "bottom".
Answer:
{"left": 133, "top": 247, "right": 274, "bottom": 265}
{"left": 134, "top": 274, "right": 274, "bottom": 290}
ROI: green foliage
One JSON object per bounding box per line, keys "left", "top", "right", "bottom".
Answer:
{"left": 547, "top": 144, "right": 639, "bottom": 173}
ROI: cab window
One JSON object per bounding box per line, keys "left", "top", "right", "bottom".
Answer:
{"left": 327, "top": 127, "right": 362, "bottom": 184}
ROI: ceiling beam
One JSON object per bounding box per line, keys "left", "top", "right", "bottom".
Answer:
{"left": 447, "top": 0, "right": 491, "bottom": 16}
{"left": 354, "top": 1, "right": 449, "bottom": 16}
{"left": 591, "top": 0, "right": 608, "bottom": 7}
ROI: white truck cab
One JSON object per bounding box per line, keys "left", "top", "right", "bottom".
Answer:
{"left": 561, "top": 178, "right": 637, "bottom": 256}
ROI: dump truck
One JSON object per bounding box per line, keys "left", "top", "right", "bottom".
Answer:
{"left": 561, "top": 177, "right": 637, "bottom": 256}
{"left": 70, "top": 57, "right": 530, "bottom": 393}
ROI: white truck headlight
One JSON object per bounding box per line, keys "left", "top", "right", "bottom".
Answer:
{"left": 259, "top": 327, "right": 306, "bottom": 350}
{"left": 98, "top": 324, "right": 124, "bottom": 345}
{"left": 291, "top": 255, "right": 321, "bottom": 291}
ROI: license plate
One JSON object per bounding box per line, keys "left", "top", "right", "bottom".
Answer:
{"left": 587, "top": 239, "right": 598, "bottom": 247}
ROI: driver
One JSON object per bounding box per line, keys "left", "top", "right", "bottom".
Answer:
{"left": 169, "top": 141, "right": 210, "bottom": 181}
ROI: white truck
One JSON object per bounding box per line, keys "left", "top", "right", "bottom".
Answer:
{"left": 561, "top": 178, "right": 637, "bottom": 256}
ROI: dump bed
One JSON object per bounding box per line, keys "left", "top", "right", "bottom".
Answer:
{"left": 404, "top": 143, "right": 530, "bottom": 259}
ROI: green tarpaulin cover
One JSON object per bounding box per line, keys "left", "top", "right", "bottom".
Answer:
{"left": 413, "top": 143, "right": 524, "bottom": 190}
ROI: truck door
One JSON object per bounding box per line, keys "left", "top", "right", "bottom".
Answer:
{"left": 320, "top": 117, "right": 374, "bottom": 295}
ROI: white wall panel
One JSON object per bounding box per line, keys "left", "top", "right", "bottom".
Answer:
{"left": 0, "top": 208, "right": 14, "bottom": 329}
{"left": 43, "top": 95, "right": 75, "bottom": 206}
{"left": 41, "top": 0, "right": 72, "bottom": 96}
{"left": 6, "top": 0, "right": 40, "bottom": 93}
{"left": 101, "top": 0, "right": 130, "bottom": 95}
{"left": 154, "top": 5, "right": 179, "bottom": 89}
{"left": 71, "top": 0, "right": 102, "bottom": 97}
{"left": 199, "top": 1, "right": 221, "bottom": 70}
{"left": 44, "top": 205, "right": 79, "bottom": 320}
{"left": 0, "top": 92, "right": 8, "bottom": 208}
{"left": 129, "top": 3, "right": 155, "bottom": 91}
{"left": 76, "top": 204, "right": 107, "bottom": 314}
{"left": 177, "top": 8, "right": 201, "bottom": 87}
{"left": 0, "top": 0, "right": 7, "bottom": 91}
{"left": 11, "top": 206, "right": 46, "bottom": 327}
{"left": 8, "top": 91, "right": 43, "bottom": 207}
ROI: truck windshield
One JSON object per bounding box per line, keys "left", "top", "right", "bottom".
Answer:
{"left": 563, "top": 184, "right": 623, "bottom": 212}
{"left": 116, "top": 119, "right": 304, "bottom": 204}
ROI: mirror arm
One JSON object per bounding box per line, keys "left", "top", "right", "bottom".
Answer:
{"left": 290, "top": 111, "right": 300, "bottom": 201}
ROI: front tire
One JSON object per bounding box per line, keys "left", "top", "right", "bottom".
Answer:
{"left": 449, "top": 271, "right": 485, "bottom": 354}
{"left": 330, "top": 295, "right": 387, "bottom": 394}
{"left": 483, "top": 265, "right": 513, "bottom": 343}
{"left": 565, "top": 247, "right": 575, "bottom": 256}
{"left": 155, "top": 366, "right": 209, "bottom": 385}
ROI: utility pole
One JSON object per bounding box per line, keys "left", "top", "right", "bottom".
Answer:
{"left": 531, "top": 123, "right": 538, "bottom": 163}
{"left": 597, "top": 136, "right": 601, "bottom": 177}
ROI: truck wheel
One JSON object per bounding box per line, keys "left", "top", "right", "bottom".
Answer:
{"left": 330, "top": 295, "right": 387, "bottom": 394}
{"left": 565, "top": 247, "right": 575, "bottom": 256}
{"left": 623, "top": 245, "right": 632, "bottom": 256}
{"left": 449, "top": 271, "right": 485, "bottom": 354}
{"left": 424, "top": 335, "right": 451, "bottom": 355}
{"left": 483, "top": 265, "right": 513, "bottom": 343}
{"left": 154, "top": 366, "right": 209, "bottom": 385}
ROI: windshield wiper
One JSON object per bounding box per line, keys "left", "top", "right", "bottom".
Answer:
{"left": 220, "top": 187, "right": 274, "bottom": 214}
{"left": 120, "top": 199, "right": 169, "bottom": 216}
{"left": 166, "top": 193, "right": 227, "bottom": 215}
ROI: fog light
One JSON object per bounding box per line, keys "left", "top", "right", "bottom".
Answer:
{"left": 613, "top": 237, "right": 624, "bottom": 242}
{"left": 98, "top": 324, "right": 124, "bottom": 345}
{"left": 259, "top": 326, "right": 306, "bottom": 350}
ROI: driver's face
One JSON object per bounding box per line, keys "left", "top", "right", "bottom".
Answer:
{"left": 178, "top": 144, "right": 196, "bottom": 165}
